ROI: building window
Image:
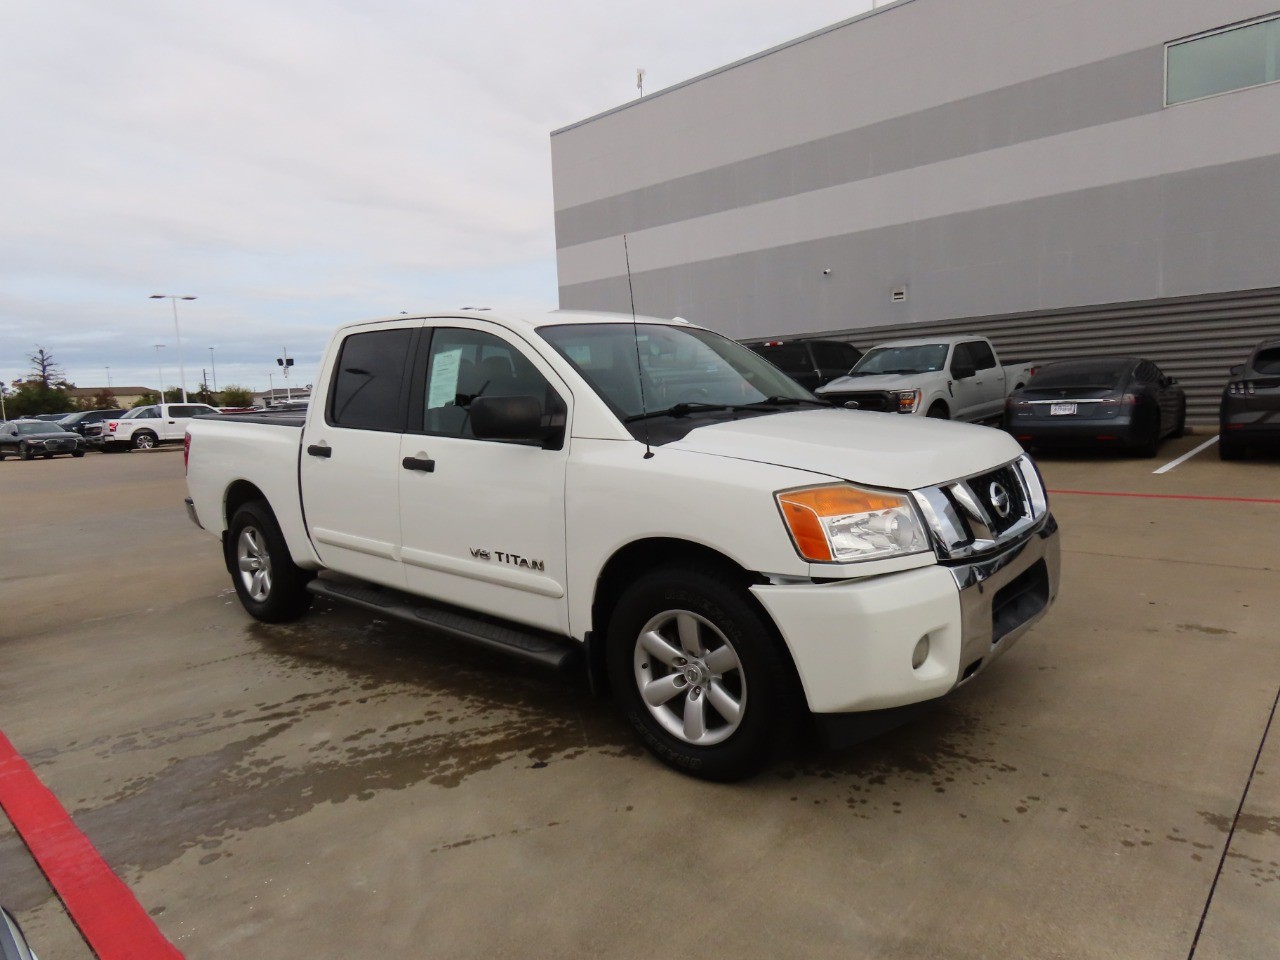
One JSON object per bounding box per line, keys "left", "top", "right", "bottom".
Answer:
{"left": 1167, "top": 14, "right": 1280, "bottom": 105}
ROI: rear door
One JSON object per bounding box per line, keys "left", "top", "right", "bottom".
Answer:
{"left": 397, "top": 320, "right": 572, "bottom": 633}
{"left": 299, "top": 322, "right": 420, "bottom": 588}
{"left": 164, "top": 404, "right": 217, "bottom": 441}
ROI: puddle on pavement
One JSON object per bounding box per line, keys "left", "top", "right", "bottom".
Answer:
{"left": 46, "top": 601, "right": 638, "bottom": 875}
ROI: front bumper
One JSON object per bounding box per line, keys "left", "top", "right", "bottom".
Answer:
{"left": 751, "top": 514, "right": 1060, "bottom": 717}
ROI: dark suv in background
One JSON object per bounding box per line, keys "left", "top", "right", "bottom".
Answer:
{"left": 1220, "top": 339, "right": 1280, "bottom": 460}
{"left": 57, "top": 408, "right": 128, "bottom": 436}
{"left": 747, "top": 338, "right": 862, "bottom": 392}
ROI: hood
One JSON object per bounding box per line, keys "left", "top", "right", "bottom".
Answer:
{"left": 667, "top": 409, "right": 1023, "bottom": 489}
{"left": 816, "top": 373, "right": 927, "bottom": 394}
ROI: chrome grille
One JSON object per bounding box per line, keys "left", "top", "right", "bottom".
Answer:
{"left": 912, "top": 455, "right": 1048, "bottom": 561}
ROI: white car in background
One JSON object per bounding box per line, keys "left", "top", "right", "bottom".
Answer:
{"left": 99, "top": 402, "right": 220, "bottom": 451}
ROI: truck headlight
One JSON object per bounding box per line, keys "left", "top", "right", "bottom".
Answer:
{"left": 775, "top": 484, "right": 929, "bottom": 563}
{"left": 895, "top": 389, "right": 921, "bottom": 414}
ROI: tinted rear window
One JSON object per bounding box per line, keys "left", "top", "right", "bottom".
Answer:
{"left": 1028, "top": 360, "right": 1131, "bottom": 390}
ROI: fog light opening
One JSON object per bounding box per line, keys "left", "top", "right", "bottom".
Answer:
{"left": 911, "top": 635, "right": 930, "bottom": 670}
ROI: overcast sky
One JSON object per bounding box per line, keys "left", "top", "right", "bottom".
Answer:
{"left": 1, "top": 0, "right": 872, "bottom": 396}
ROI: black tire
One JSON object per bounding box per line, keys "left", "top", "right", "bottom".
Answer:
{"left": 227, "top": 501, "right": 314, "bottom": 623}
{"left": 72, "top": 450, "right": 86, "bottom": 458}
{"left": 1219, "top": 436, "right": 1245, "bottom": 461}
{"left": 926, "top": 402, "right": 949, "bottom": 419}
{"left": 606, "top": 565, "right": 800, "bottom": 782}
{"left": 1133, "top": 416, "right": 1160, "bottom": 458}
{"left": 1170, "top": 401, "right": 1187, "bottom": 439}
{"left": 20, "top": 445, "right": 33, "bottom": 461}
{"left": 0, "top": 450, "right": 6, "bottom": 461}
{"left": 133, "top": 431, "right": 158, "bottom": 450}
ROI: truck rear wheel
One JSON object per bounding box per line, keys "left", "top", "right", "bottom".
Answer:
{"left": 133, "top": 431, "right": 158, "bottom": 450}
{"left": 227, "top": 501, "right": 314, "bottom": 623}
{"left": 606, "top": 565, "right": 799, "bottom": 782}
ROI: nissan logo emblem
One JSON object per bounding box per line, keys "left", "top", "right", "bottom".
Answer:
{"left": 988, "top": 481, "right": 1012, "bottom": 519}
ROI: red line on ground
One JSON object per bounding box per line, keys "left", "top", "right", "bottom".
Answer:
{"left": 0, "top": 731, "right": 184, "bottom": 960}
{"left": 1049, "top": 489, "right": 1280, "bottom": 505}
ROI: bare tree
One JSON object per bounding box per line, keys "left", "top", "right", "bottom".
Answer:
{"left": 27, "top": 347, "right": 66, "bottom": 388}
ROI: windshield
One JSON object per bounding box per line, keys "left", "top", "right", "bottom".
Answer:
{"left": 539, "top": 322, "right": 814, "bottom": 419}
{"left": 851, "top": 344, "right": 949, "bottom": 375}
{"left": 17, "top": 421, "right": 66, "bottom": 434}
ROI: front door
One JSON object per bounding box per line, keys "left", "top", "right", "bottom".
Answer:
{"left": 398, "top": 321, "right": 572, "bottom": 634}
{"left": 299, "top": 322, "right": 419, "bottom": 588}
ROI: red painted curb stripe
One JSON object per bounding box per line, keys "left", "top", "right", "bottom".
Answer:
{"left": 1049, "top": 488, "right": 1280, "bottom": 505}
{"left": 0, "top": 731, "right": 184, "bottom": 960}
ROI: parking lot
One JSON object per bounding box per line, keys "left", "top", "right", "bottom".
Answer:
{"left": 1, "top": 435, "right": 1277, "bottom": 959}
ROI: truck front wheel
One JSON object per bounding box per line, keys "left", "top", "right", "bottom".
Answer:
{"left": 228, "top": 501, "right": 314, "bottom": 623}
{"left": 606, "top": 566, "right": 799, "bottom": 782}
{"left": 926, "top": 402, "right": 949, "bottom": 419}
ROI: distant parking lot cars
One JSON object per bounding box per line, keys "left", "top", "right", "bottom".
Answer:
{"left": 57, "top": 408, "right": 127, "bottom": 436}
{"left": 746, "top": 339, "right": 863, "bottom": 391}
{"left": 1004, "top": 357, "right": 1186, "bottom": 457}
{"left": 1220, "top": 338, "right": 1280, "bottom": 460}
{"left": 0, "top": 420, "right": 87, "bottom": 460}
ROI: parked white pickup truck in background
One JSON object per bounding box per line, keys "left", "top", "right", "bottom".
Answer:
{"left": 815, "top": 335, "right": 1036, "bottom": 422}
{"left": 184, "top": 311, "right": 1060, "bottom": 780}
{"left": 100, "top": 402, "right": 220, "bottom": 451}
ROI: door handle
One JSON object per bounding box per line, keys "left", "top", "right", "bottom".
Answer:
{"left": 402, "top": 456, "right": 435, "bottom": 472}
{"left": 307, "top": 444, "right": 332, "bottom": 458}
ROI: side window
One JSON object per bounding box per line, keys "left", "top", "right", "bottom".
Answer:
{"left": 837, "top": 343, "right": 862, "bottom": 369}
{"left": 811, "top": 342, "right": 850, "bottom": 371}
{"left": 951, "top": 342, "right": 976, "bottom": 373}
{"left": 970, "top": 341, "right": 997, "bottom": 370}
{"left": 137, "top": 408, "right": 159, "bottom": 419}
{"left": 754, "top": 344, "right": 809, "bottom": 373}
{"left": 1135, "top": 362, "right": 1156, "bottom": 384}
{"left": 420, "top": 328, "right": 563, "bottom": 440}
{"left": 328, "top": 329, "right": 414, "bottom": 431}
{"left": 171, "top": 405, "right": 198, "bottom": 417}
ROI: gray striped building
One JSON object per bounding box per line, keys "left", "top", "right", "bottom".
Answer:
{"left": 551, "top": 0, "right": 1280, "bottom": 418}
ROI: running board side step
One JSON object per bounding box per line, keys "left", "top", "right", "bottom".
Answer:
{"left": 307, "top": 577, "right": 582, "bottom": 672}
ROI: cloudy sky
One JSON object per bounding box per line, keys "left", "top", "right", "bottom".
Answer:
{"left": 1, "top": 0, "right": 872, "bottom": 396}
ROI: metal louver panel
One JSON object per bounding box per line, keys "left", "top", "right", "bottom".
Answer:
{"left": 775, "top": 287, "right": 1280, "bottom": 422}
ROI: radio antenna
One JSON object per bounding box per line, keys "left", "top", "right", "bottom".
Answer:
{"left": 623, "top": 234, "right": 654, "bottom": 459}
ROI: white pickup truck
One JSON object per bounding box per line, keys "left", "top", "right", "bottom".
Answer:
{"left": 99, "top": 402, "right": 221, "bottom": 451}
{"left": 815, "top": 335, "right": 1036, "bottom": 422}
{"left": 184, "top": 310, "right": 1060, "bottom": 780}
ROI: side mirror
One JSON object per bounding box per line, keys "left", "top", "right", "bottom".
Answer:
{"left": 951, "top": 360, "right": 976, "bottom": 380}
{"left": 470, "top": 395, "right": 561, "bottom": 447}
{"left": 1, "top": 907, "right": 37, "bottom": 960}
{"left": 1229, "top": 364, "right": 1243, "bottom": 377}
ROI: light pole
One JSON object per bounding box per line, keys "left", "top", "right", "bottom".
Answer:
{"left": 149, "top": 295, "right": 196, "bottom": 402}
{"left": 208, "top": 346, "right": 217, "bottom": 394}
{"left": 154, "top": 344, "right": 165, "bottom": 403}
{"left": 105, "top": 365, "right": 112, "bottom": 389}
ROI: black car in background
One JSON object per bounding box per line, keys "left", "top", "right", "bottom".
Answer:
{"left": 0, "top": 420, "right": 87, "bottom": 460}
{"left": 1004, "top": 357, "right": 1186, "bottom": 457}
{"left": 56, "top": 408, "right": 127, "bottom": 436}
{"left": 747, "top": 339, "right": 862, "bottom": 392}
{"left": 1219, "top": 338, "right": 1280, "bottom": 460}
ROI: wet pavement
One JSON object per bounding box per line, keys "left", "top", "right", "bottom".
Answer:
{"left": 1, "top": 436, "right": 1277, "bottom": 958}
